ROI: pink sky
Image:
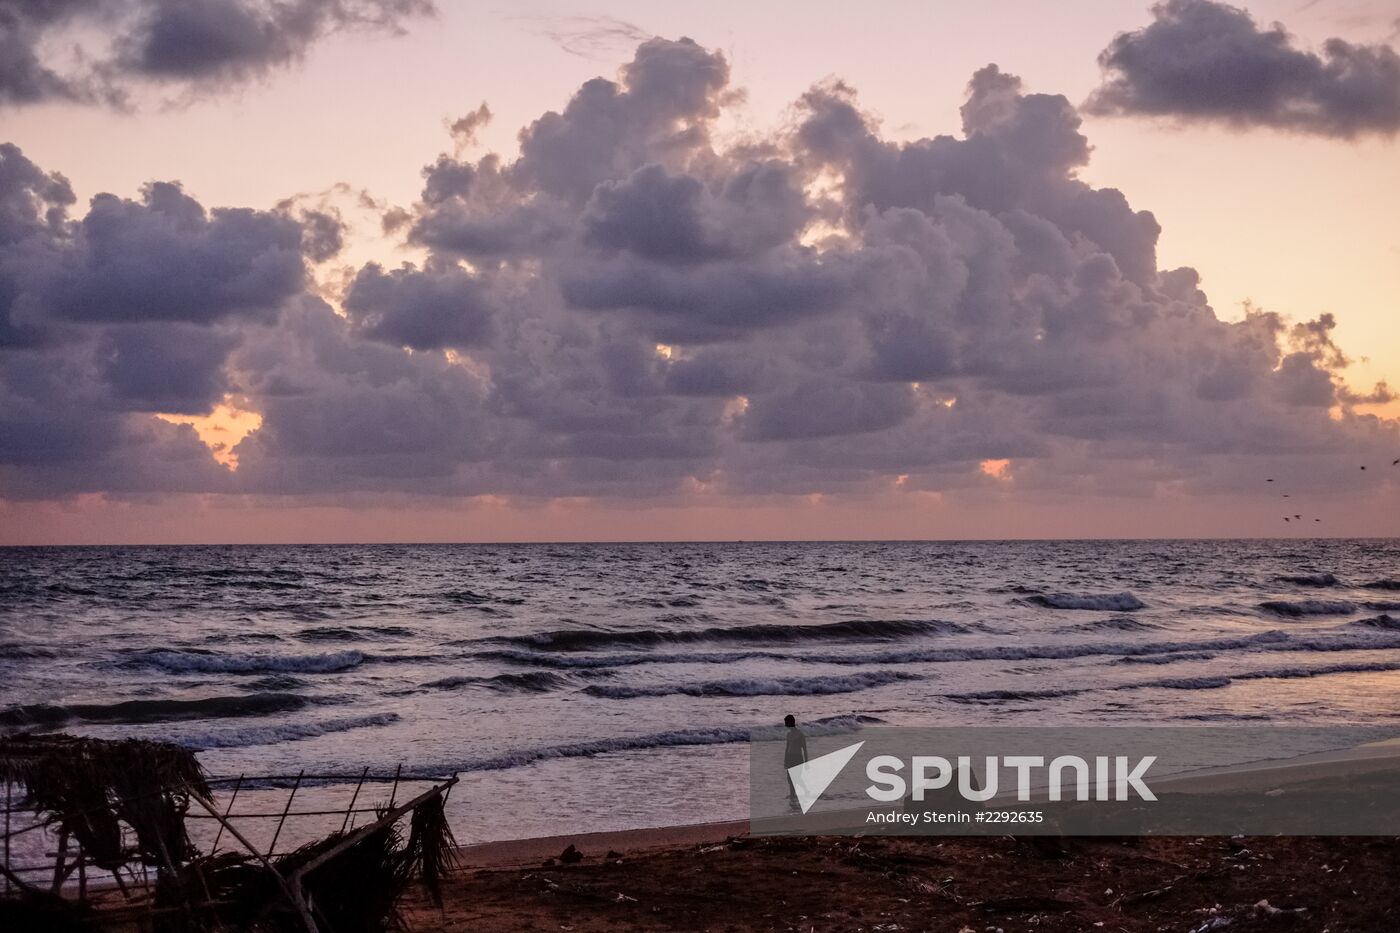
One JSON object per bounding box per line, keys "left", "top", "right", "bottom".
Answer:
{"left": 1, "top": 0, "right": 1397, "bottom": 542}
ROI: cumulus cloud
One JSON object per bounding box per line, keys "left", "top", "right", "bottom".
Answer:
{"left": 1086, "top": 0, "right": 1400, "bottom": 138}
{"left": 0, "top": 144, "right": 322, "bottom": 496}
{"left": 0, "top": 37, "right": 1396, "bottom": 509}
{"left": 0, "top": 0, "right": 433, "bottom": 107}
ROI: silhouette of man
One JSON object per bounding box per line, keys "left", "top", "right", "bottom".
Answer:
{"left": 784, "top": 714, "right": 809, "bottom": 807}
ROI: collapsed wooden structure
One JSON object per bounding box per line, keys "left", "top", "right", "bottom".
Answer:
{"left": 1, "top": 734, "right": 458, "bottom": 931}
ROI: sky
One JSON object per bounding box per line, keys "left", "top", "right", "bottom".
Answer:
{"left": 1, "top": 0, "right": 1398, "bottom": 543}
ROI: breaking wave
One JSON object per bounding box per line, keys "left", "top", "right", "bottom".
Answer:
{"left": 490, "top": 617, "right": 967, "bottom": 652}
{"left": 123, "top": 649, "right": 366, "bottom": 675}
{"left": 1027, "top": 593, "right": 1145, "bottom": 611}
{"left": 584, "top": 670, "right": 920, "bottom": 699}
{"left": 180, "top": 712, "right": 400, "bottom": 750}
{"left": 0, "top": 693, "right": 309, "bottom": 729}
{"left": 1363, "top": 580, "right": 1400, "bottom": 591}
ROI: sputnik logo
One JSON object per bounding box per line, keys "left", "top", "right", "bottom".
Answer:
{"left": 788, "top": 741, "right": 865, "bottom": 814}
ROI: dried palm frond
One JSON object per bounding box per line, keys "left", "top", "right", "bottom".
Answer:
{"left": 0, "top": 733, "right": 206, "bottom": 874}
{"left": 400, "top": 792, "right": 458, "bottom": 905}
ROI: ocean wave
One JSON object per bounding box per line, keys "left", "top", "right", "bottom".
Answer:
{"left": 1274, "top": 573, "right": 1340, "bottom": 587}
{"left": 295, "top": 625, "right": 415, "bottom": 642}
{"left": 1227, "top": 661, "right": 1400, "bottom": 683}
{"left": 1349, "top": 614, "right": 1400, "bottom": 631}
{"left": 0, "top": 693, "right": 308, "bottom": 729}
{"left": 441, "top": 589, "right": 524, "bottom": 605}
{"left": 180, "top": 712, "right": 400, "bottom": 750}
{"left": 583, "top": 670, "right": 920, "bottom": 700}
{"left": 123, "top": 649, "right": 366, "bottom": 675}
{"left": 1148, "top": 676, "right": 1233, "bottom": 690}
{"left": 492, "top": 617, "right": 967, "bottom": 652}
{"left": 956, "top": 659, "right": 1400, "bottom": 705}
{"left": 439, "top": 714, "right": 882, "bottom": 774}
{"left": 0, "top": 641, "right": 61, "bottom": 660}
{"left": 237, "top": 674, "right": 309, "bottom": 692}
{"left": 1066, "top": 616, "right": 1162, "bottom": 633}
{"left": 423, "top": 671, "right": 571, "bottom": 693}
{"left": 479, "top": 631, "right": 1300, "bottom": 671}
{"left": 480, "top": 627, "right": 1400, "bottom": 673}
{"left": 1113, "top": 651, "right": 1216, "bottom": 665}
{"left": 948, "top": 687, "right": 1084, "bottom": 704}
{"left": 1027, "top": 592, "right": 1145, "bottom": 611}
{"left": 1363, "top": 580, "right": 1400, "bottom": 591}
{"left": 472, "top": 646, "right": 777, "bottom": 670}
{"left": 1259, "top": 600, "right": 1358, "bottom": 617}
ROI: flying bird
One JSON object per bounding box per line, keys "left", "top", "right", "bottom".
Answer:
{"left": 1266, "top": 478, "right": 1274, "bottom": 482}
{"left": 1294, "top": 514, "right": 1301, "bottom": 519}
{"left": 1392, "top": 458, "right": 1398, "bottom": 466}
{"left": 1283, "top": 517, "right": 1290, "bottom": 522}
{"left": 1315, "top": 518, "right": 1321, "bottom": 522}
{"left": 1361, "top": 465, "right": 1367, "bottom": 470}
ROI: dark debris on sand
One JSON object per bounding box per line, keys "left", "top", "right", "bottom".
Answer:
{"left": 404, "top": 833, "right": 1400, "bottom": 932}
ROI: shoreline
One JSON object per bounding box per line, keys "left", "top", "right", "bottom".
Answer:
{"left": 453, "top": 818, "right": 749, "bottom": 869}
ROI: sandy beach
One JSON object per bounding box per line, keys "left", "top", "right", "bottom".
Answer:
{"left": 405, "top": 825, "right": 1400, "bottom": 932}
{"left": 398, "top": 744, "right": 1400, "bottom": 931}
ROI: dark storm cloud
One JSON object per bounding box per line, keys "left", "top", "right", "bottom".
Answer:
{"left": 2, "top": 36, "right": 1397, "bottom": 505}
{"left": 0, "top": 0, "right": 433, "bottom": 106}
{"left": 1086, "top": 0, "right": 1400, "bottom": 138}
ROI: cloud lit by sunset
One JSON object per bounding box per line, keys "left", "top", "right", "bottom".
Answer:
{"left": 2, "top": 0, "right": 1397, "bottom": 543}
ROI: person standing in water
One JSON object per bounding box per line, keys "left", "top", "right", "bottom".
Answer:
{"left": 784, "top": 713, "right": 809, "bottom": 806}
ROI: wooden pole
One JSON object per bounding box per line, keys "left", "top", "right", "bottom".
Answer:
{"left": 210, "top": 774, "right": 244, "bottom": 857}
{"left": 341, "top": 767, "right": 369, "bottom": 834}
{"left": 187, "top": 792, "right": 318, "bottom": 933}
{"left": 50, "top": 827, "right": 68, "bottom": 894}
{"left": 388, "top": 763, "right": 402, "bottom": 810}
{"left": 267, "top": 771, "right": 303, "bottom": 858}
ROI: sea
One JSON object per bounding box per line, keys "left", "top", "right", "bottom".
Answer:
{"left": 3, "top": 539, "right": 1400, "bottom": 844}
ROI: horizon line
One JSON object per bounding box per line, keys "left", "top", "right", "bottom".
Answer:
{"left": 2, "top": 534, "right": 1396, "bottom": 548}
